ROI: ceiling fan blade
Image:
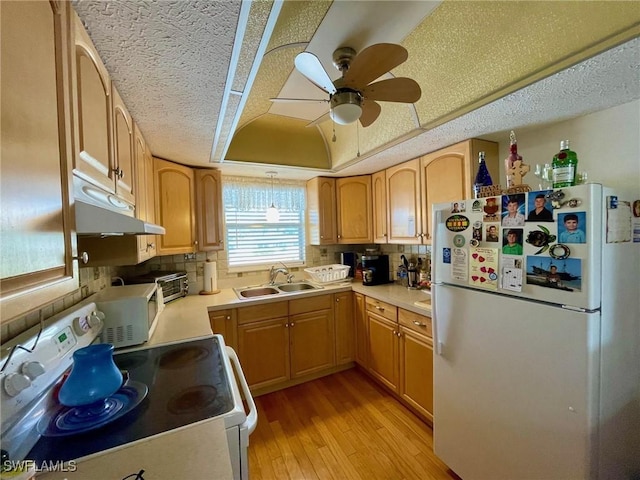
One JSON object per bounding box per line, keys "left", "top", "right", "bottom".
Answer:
{"left": 362, "top": 78, "right": 422, "bottom": 103}
{"left": 343, "top": 43, "right": 408, "bottom": 90}
{"left": 270, "top": 98, "right": 329, "bottom": 104}
{"left": 294, "top": 52, "right": 337, "bottom": 95}
{"left": 359, "top": 101, "right": 381, "bottom": 128}
{"left": 306, "top": 111, "right": 331, "bottom": 127}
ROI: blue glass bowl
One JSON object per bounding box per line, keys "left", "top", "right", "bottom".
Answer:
{"left": 58, "top": 344, "right": 123, "bottom": 407}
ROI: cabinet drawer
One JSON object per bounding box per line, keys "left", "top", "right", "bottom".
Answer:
{"left": 399, "top": 308, "right": 432, "bottom": 338}
{"left": 365, "top": 297, "right": 397, "bottom": 322}
{"left": 289, "top": 294, "right": 332, "bottom": 315}
{"left": 237, "top": 301, "right": 288, "bottom": 325}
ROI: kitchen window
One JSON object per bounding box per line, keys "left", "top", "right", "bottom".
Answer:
{"left": 223, "top": 176, "right": 306, "bottom": 269}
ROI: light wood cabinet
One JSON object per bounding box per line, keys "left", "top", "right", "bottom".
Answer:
{"left": 238, "top": 316, "right": 290, "bottom": 390}
{"left": 306, "top": 177, "right": 337, "bottom": 245}
{"left": 398, "top": 309, "right": 434, "bottom": 422}
{"left": 110, "top": 84, "right": 135, "bottom": 204}
{"left": 371, "top": 170, "right": 388, "bottom": 244}
{"left": 195, "top": 169, "right": 224, "bottom": 251}
{"left": 134, "top": 124, "right": 157, "bottom": 261}
{"left": 76, "top": 123, "right": 157, "bottom": 266}
{"left": 383, "top": 139, "right": 499, "bottom": 245}
{"left": 334, "top": 291, "right": 355, "bottom": 365}
{"left": 386, "top": 158, "right": 423, "bottom": 244}
{"left": 366, "top": 297, "right": 399, "bottom": 392}
{"left": 72, "top": 12, "right": 116, "bottom": 196}
{"left": 0, "top": 0, "right": 79, "bottom": 323}
{"left": 336, "top": 175, "right": 373, "bottom": 244}
{"left": 421, "top": 139, "right": 499, "bottom": 242}
{"left": 354, "top": 293, "right": 368, "bottom": 367}
{"left": 209, "top": 309, "right": 237, "bottom": 352}
{"left": 154, "top": 158, "right": 197, "bottom": 255}
{"left": 289, "top": 308, "right": 335, "bottom": 378}
{"left": 236, "top": 295, "right": 336, "bottom": 391}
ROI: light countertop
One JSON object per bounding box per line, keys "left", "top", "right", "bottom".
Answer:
{"left": 149, "top": 281, "right": 431, "bottom": 347}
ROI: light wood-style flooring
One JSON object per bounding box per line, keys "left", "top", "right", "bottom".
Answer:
{"left": 248, "top": 368, "right": 460, "bottom": 480}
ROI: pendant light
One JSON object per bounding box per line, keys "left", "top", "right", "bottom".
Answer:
{"left": 266, "top": 171, "right": 280, "bottom": 223}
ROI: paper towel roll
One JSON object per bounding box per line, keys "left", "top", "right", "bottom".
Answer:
{"left": 201, "top": 260, "right": 219, "bottom": 294}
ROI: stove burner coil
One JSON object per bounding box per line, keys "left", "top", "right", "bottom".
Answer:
{"left": 167, "top": 385, "right": 218, "bottom": 414}
{"left": 157, "top": 346, "right": 209, "bottom": 369}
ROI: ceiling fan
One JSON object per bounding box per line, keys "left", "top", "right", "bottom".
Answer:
{"left": 271, "top": 43, "right": 421, "bottom": 128}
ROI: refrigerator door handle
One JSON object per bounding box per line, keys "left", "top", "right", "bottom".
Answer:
{"left": 432, "top": 285, "right": 443, "bottom": 356}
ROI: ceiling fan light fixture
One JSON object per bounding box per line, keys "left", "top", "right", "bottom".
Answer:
{"left": 330, "top": 91, "right": 362, "bottom": 125}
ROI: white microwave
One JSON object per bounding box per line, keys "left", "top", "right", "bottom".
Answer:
{"left": 95, "top": 283, "right": 164, "bottom": 348}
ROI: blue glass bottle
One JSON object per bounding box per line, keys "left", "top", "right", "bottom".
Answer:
{"left": 473, "top": 151, "right": 493, "bottom": 198}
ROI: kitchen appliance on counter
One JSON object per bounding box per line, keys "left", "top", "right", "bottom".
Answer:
{"left": 124, "top": 270, "right": 189, "bottom": 303}
{"left": 361, "top": 253, "right": 390, "bottom": 285}
{"left": 339, "top": 251, "right": 359, "bottom": 278}
{"left": 95, "top": 283, "right": 163, "bottom": 349}
{"left": 0, "top": 297, "right": 257, "bottom": 480}
{"left": 431, "top": 184, "right": 639, "bottom": 479}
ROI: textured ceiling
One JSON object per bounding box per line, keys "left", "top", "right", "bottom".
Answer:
{"left": 71, "top": 0, "right": 640, "bottom": 180}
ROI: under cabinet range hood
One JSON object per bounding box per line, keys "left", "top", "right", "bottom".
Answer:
{"left": 74, "top": 176, "right": 165, "bottom": 236}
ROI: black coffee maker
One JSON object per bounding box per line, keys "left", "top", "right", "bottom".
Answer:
{"left": 361, "top": 254, "right": 390, "bottom": 285}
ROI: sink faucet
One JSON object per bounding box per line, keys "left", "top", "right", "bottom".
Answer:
{"left": 269, "top": 263, "right": 290, "bottom": 285}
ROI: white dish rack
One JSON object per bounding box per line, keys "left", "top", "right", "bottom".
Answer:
{"left": 304, "top": 264, "right": 351, "bottom": 284}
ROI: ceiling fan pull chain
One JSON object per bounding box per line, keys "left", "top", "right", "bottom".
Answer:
{"left": 356, "top": 122, "right": 361, "bottom": 157}
{"left": 332, "top": 119, "right": 336, "bottom": 143}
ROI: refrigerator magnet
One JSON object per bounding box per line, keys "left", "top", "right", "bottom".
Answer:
{"left": 453, "top": 234, "right": 466, "bottom": 247}
{"left": 526, "top": 256, "right": 581, "bottom": 292}
{"left": 526, "top": 225, "right": 557, "bottom": 254}
{"left": 446, "top": 215, "right": 469, "bottom": 232}
{"left": 483, "top": 197, "right": 500, "bottom": 222}
{"left": 469, "top": 247, "right": 499, "bottom": 290}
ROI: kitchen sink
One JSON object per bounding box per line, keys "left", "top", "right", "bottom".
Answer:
{"left": 236, "top": 286, "right": 280, "bottom": 298}
{"left": 277, "top": 282, "right": 320, "bottom": 292}
{"left": 233, "top": 281, "right": 322, "bottom": 299}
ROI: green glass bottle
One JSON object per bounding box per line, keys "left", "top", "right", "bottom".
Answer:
{"left": 552, "top": 140, "right": 578, "bottom": 188}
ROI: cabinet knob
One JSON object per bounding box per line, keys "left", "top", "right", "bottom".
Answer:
{"left": 146, "top": 243, "right": 155, "bottom": 251}
{"left": 412, "top": 320, "right": 426, "bottom": 327}
{"left": 336, "top": 298, "right": 340, "bottom": 302}
{"left": 74, "top": 252, "right": 89, "bottom": 264}
{"left": 337, "top": 235, "right": 341, "bottom": 239}
{"left": 290, "top": 322, "right": 295, "bottom": 327}
{"left": 111, "top": 167, "right": 124, "bottom": 178}
{"left": 226, "top": 316, "right": 231, "bottom": 320}
{"left": 392, "top": 330, "right": 397, "bottom": 336}
{"left": 375, "top": 305, "right": 385, "bottom": 312}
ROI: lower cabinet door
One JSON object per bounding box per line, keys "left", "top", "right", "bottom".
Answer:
{"left": 367, "top": 313, "right": 399, "bottom": 392}
{"left": 399, "top": 326, "right": 434, "bottom": 421}
{"left": 238, "top": 317, "right": 290, "bottom": 390}
{"left": 290, "top": 309, "right": 335, "bottom": 378}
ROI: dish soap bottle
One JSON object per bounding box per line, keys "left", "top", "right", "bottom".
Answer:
{"left": 473, "top": 151, "right": 493, "bottom": 198}
{"left": 552, "top": 140, "right": 578, "bottom": 187}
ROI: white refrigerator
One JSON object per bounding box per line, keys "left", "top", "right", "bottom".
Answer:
{"left": 431, "top": 184, "right": 640, "bottom": 479}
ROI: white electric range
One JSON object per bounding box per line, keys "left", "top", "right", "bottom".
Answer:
{"left": 0, "top": 295, "right": 256, "bottom": 479}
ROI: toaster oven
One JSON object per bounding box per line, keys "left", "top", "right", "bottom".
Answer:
{"left": 124, "top": 270, "right": 189, "bottom": 303}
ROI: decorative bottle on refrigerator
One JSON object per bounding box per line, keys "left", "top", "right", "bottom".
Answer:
{"left": 552, "top": 140, "right": 578, "bottom": 187}
{"left": 473, "top": 151, "right": 493, "bottom": 198}
{"left": 504, "top": 130, "right": 522, "bottom": 188}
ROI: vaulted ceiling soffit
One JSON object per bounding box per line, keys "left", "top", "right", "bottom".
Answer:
{"left": 227, "top": 0, "right": 640, "bottom": 172}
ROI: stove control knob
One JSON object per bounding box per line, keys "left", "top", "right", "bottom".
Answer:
{"left": 72, "top": 315, "right": 91, "bottom": 336}
{"left": 89, "top": 311, "right": 105, "bottom": 329}
{"left": 21, "top": 361, "right": 45, "bottom": 380}
{"left": 4, "top": 373, "right": 31, "bottom": 397}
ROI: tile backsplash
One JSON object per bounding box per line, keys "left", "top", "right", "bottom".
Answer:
{"left": 2, "top": 243, "right": 431, "bottom": 343}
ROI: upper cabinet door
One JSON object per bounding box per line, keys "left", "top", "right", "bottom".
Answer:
{"left": 386, "top": 159, "right": 423, "bottom": 244}
{"left": 134, "top": 123, "right": 156, "bottom": 261}
{"left": 111, "top": 85, "right": 135, "bottom": 204}
{"left": 72, "top": 11, "right": 114, "bottom": 193}
{"left": 154, "top": 157, "right": 196, "bottom": 255}
{"left": 336, "top": 175, "right": 372, "bottom": 244}
{"left": 195, "top": 169, "right": 224, "bottom": 251}
{"left": 371, "top": 170, "right": 387, "bottom": 244}
{"left": 306, "top": 177, "right": 337, "bottom": 245}
{"left": 0, "top": 0, "right": 79, "bottom": 323}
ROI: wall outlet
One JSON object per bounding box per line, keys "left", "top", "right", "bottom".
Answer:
{"left": 184, "top": 253, "right": 196, "bottom": 260}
